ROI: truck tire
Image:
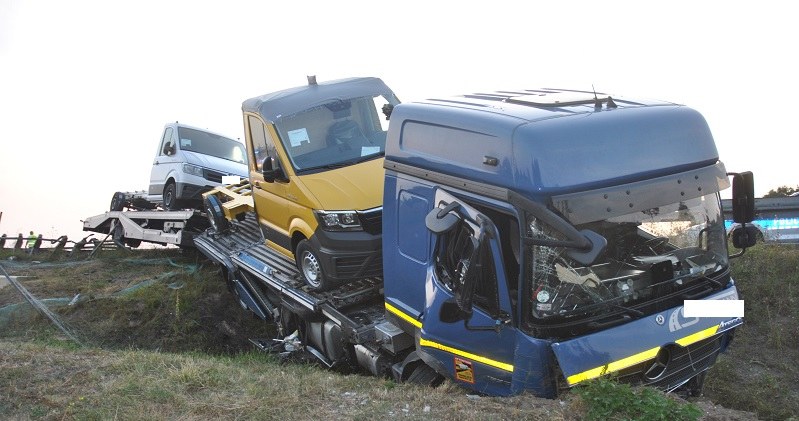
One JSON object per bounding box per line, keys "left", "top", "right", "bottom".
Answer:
{"left": 295, "top": 239, "right": 331, "bottom": 291}
{"left": 163, "top": 182, "right": 181, "bottom": 210}
{"left": 406, "top": 364, "right": 444, "bottom": 387}
{"left": 110, "top": 192, "right": 126, "bottom": 211}
{"left": 204, "top": 195, "right": 230, "bottom": 233}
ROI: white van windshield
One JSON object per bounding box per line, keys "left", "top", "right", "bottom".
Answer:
{"left": 177, "top": 127, "right": 247, "bottom": 164}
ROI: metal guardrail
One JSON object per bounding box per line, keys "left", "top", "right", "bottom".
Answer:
{"left": 722, "top": 196, "right": 799, "bottom": 244}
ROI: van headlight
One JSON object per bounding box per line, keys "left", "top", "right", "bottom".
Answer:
{"left": 182, "top": 164, "right": 204, "bottom": 177}
{"left": 314, "top": 210, "right": 362, "bottom": 231}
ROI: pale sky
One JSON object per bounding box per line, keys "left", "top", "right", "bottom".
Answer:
{"left": 1, "top": 1, "right": 796, "bottom": 242}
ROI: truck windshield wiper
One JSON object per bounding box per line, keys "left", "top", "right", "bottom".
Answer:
{"left": 607, "top": 303, "right": 644, "bottom": 317}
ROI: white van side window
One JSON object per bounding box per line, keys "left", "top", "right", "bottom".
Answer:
{"left": 160, "top": 127, "right": 174, "bottom": 156}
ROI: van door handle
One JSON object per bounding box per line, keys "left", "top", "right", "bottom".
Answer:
{"left": 153, "top": 161, "right": 159, "bottom": 165}
{"left": 254, "top": 181, "right": 262, "bottom": 189}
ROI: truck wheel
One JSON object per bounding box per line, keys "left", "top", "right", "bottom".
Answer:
{"left": 295, "top": 239, "right": 330, "bottom": 291}
{"left": 163, "top": 182, "right": 180, "bottom": 210}
{"left": 110, "top": 192, "right": 126, "bottom": 211}
{"left": 204, "top": 195, "right": 230, "bottom": 233}
{"left": 406, "top": 364, "right": 444, "bottom": 387}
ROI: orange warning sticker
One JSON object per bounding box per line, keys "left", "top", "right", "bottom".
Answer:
{"left": 454, "top": 357, "right": 474, "bottom": 383}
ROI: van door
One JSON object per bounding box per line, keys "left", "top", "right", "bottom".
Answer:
{"left": 245, "top": 115, "right": 291, "bottom": 255}
{"left": 149, "top": 126, "right": 178, "bottom": 196}
{"left": 418, "top": 188, "right": 517, "bottom": 396}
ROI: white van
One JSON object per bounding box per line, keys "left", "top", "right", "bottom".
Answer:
{"left": 148, "top": 122, "right": 248, "bottom": 210}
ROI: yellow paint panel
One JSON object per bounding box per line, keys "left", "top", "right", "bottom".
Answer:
{"left": 384, "top": 302, "right": 422, "bottom": 328}
{"left": 419, "top": 338, "right": 514, "bottom": 372}
{"left": 298, "top": 158, "right": 384, "bottom": 210}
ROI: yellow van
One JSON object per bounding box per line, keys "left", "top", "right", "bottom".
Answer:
{"left": 241, "top": 77, "right": 399, "bottom": 290}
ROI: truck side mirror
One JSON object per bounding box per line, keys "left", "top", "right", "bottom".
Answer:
{"left": 262, "top": 157, "right": 286, "bottom": 183}
{"left": 730, "top": 224, "right": 758, "bottom": 249}
{"left": 731, "top": 171, "right": 755, "bottom": 223}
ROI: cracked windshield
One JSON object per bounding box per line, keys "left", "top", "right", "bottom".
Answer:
{"left": 528, "top": 193, "right": 727, "bottom": 320}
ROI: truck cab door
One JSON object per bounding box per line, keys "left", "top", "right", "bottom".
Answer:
{"left": 418, "top": 188, "right": 518, "bottom": 396}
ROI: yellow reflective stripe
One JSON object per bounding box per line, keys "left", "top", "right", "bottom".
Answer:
{"left": 384, "top": 302, "right": 422, "bottom": 328}
{"left": 566, "top": 346, "right": 661, "bottom": 386}
{"left": 675, "top": 325, "right": 719, "bottom": 347}
{"left": 419, "top": 338, "right": 514, "bottom": 372}
{"left": 566, "top": 324, "right": 722, "bottom": 386}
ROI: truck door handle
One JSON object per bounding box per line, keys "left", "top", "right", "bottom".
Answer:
{"left": 254, "top": 182, "right": 262, "bottom": 189}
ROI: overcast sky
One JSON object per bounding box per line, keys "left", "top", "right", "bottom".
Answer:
{"left": 1, "top": 1, "right": 796, "bottom": 242}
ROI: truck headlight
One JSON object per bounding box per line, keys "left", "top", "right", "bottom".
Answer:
{"left": 182, "top": 164, "right": 205, "bottom": 177}
{"left": 314, "top": 210, "right": 362, "bottom": 231}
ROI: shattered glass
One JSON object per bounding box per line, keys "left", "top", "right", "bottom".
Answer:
{"left": 527, "top": 193, "right": 728, "bottom": 321}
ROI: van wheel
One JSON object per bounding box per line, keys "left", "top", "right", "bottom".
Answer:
{"left": 295, "top": 239, "right": 330, "bottom": 291}
{"left": 163, "top": 182, "right": 180, "bottom": 210}
{"left": 204, "top": 195, "right": 230, "bottom": 234}
{"left": 110, "top": 192, "right": 126, "bottom": 211}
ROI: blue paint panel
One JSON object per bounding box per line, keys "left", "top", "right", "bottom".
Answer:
{"left": 382, "top": 172, "right": 436, "bottom": 320}
{"left": 551, "top": 286, "right": 742, "bottom": 378}
{"left": 510, "top": 331, "right": 557, "bottom": 397}
{"left": 397, "top": 190, "right": 429, "bottom": 263}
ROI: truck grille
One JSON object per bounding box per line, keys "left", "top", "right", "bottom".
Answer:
{"left": 616, "top": 334, "right": 722, "bottom": 391}
{"left": 359, "top": 207, "right": 382, "bottom": 235}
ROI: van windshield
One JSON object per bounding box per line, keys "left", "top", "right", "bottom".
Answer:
{"left": 274, "top": 94, "right": 398, "bottom": 173}
{"left": 177, "top": 127, "right": 247, "bottom": 164}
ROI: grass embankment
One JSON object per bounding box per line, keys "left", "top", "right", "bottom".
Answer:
{"left": 2, "top": 245, "right": 790, "bottom": 420}
{"left": 704, "top": 244, "right": 799, "bottom": 420}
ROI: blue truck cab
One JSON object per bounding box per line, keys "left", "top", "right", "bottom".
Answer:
{"left": 382, "top": 89, "right": 748, "bottom": 396}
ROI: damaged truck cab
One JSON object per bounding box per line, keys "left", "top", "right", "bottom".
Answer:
{"left": 382, "top": 90, "right": 750, "bottom": 396}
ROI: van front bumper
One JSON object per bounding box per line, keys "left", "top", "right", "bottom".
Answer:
{"left": 308, "top": 229, "right": 382, "bottom": 281}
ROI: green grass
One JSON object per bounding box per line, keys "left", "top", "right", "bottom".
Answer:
{"left": 574, "top": 377, "right": 702, "bottom": 421}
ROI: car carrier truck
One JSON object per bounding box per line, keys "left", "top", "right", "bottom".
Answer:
{"left": 196, "top": 78, "right": 756, "bottom": 397}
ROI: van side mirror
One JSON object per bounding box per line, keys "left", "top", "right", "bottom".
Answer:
{"left": 262, "top": 157, "right": 286, "bottom": 183}
{"left": 730, "top": 171, "right": 755, "bottom": 223}
{"left": 163, "top": 142, "right": 175, "bottom": 156}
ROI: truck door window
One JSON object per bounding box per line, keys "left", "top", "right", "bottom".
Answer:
{"left": 434, "top": 216, "right": 500, "bottom": 318}
{"left": 248, "top": 115, "right": 275, "bottom": 172}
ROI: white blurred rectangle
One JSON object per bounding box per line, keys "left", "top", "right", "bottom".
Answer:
{"left": 683, "top": 300, "right": 744, "bottom": 317}
{"left": 222, "top": 176, "right": 240, "bottom": 185}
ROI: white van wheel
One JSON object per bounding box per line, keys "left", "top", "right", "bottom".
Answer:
{"left": 163, "top": 182, "right": 180, "bottom": 210}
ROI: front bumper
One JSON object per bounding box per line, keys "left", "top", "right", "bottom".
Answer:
{"left": 308, "top": 228, "right": 382, "bottom": 281}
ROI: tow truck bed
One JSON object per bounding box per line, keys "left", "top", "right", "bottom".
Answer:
{"left": 193, "top": 214, "right": 387, "bottom": 345}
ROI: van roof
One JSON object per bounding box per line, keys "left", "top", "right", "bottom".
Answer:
{"left": 242, "top": 77, "right": 397, "bottom": 123}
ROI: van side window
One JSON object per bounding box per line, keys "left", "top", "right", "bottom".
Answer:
{"left": 159, "top": 127, "right": 174, "bottom": 156}
{"left": 248, "top": 116, "right": 274, "bottom": 171}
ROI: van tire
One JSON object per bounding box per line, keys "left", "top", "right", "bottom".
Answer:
{"left": 204, "top": 195, "right": 230, "bottom": 233}
{"left": 295, "top": 239, "right": 330, "bottom": 291}
{"left": 110, "top": 192, "right": 126, "bottom": 211}
{"left": 163, "top": 182, "right": 180, "bottom": 210}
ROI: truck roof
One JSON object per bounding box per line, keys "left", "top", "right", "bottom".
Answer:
{"left": 242, "top": 77, "right": 396, "bottom": 123}
{"left": 386, "top": 88, "right": 721, "bottom": 196}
